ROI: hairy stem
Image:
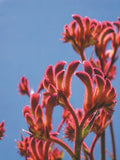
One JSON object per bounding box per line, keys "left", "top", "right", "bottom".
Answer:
{"left": 110, "top": 122, "right": 116, "bottom": 160}
{"left": 43, "top": 141, "right": 51, "bottom": 160}
{"left": 74, "top": 126, "right": 81, "bottom": 160}
{"left": 101, "top": 130, "right": 106, "bottom": 160}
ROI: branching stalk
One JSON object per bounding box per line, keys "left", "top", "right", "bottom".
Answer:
{"left": 49, "top": 135, "right": 75, "bottom": 159}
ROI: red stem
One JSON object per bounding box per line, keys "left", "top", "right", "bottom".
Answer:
{"left": 56, "top": 118, "right": 65, "bottom": 133}
{"left": 43, "top": 141, "right": 51, "bottom": 160}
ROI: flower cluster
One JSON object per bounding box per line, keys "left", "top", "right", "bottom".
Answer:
{"left": 23, "top": 93, "right": 46, "bottom": 139}
{"left": 17, "top": 15, "right": 120, "bottom": 160}
{"left": 76, "top": 60, "right": 116, "bottom": 114}
{"left": 17, "top": 136, "right": 63, "bottom": 160}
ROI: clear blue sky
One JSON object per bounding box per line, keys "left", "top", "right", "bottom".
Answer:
{"left": 0, "top": 0, "right": 120, "bottom": 159}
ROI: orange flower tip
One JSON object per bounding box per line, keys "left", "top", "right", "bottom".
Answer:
{"left": 95, "top": 74, "right": 105, "bottom": 88}
{"left": 45, "top": 65, "right": 54, "bottom": 83}
{"left": 46, "top": 93, "right": 58, "bottom": 106}
{"left": 105, "top": 79, "right": 111, "bottom": 90}
{"left": 48, "top": 83, "right": 57, "bottom": 93}
{"left": 101, "top": 27, "right": 115, "bottom": 41}
{"left": 43, "top": 78, "right": 50, "bottom": 89}
{"left": 72, "top": 14, "right": 84, "bottom": 31}
{"left": 22, "top": 106, "right": 31, "bottom": 116}
{"left": 25, "top": 113, "right": 35, "bottom": 126}
{"left": 54, "top": 61, "right": 66, "bottom": 76}
{"left": 75, "top": 71, "right": 90, "bottom": 81}
{"left": 72, "top": 14, "right": 81, "bottom": 20}
{"left": 30, "top": 93, "right": 40, "bottom": 112}
{"left": 94, "top": 68, "right": 104, "bottom": 77}
{"left": 83, "top": 61, "right": 93, "bottom": 78}
{"left": 85, "top": 16, "right": 90, "bottom": 21}
{"left": 68, "top": 60, "right": 80, "bottom": 69}
{"left": 105, "top": 21, "right": 113, "bottom": 27}
{"left": 56, "top": 69, "right": 65, "bottom": 77}
{"left": 35, "top": 104, "right": 43, "bottom": 119}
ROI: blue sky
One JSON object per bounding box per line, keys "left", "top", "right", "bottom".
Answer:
{"left": 0, "top": 0, "right": 120, "bottom": 159}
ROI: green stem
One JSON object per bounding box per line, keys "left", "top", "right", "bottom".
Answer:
{"left": 79, "top": 49, "right": 86, "bottom": 61}
{"left": 101, "top": 130, "right": 106, "bottom": 160}
{"left": 110, "top": 122, "right": 116, "bottom": 160}
{"left": 49, "top": 135, "right": 75, "bottom": 159}
{"left": 75, "top": 125, "right": 81, "bottom": 160}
